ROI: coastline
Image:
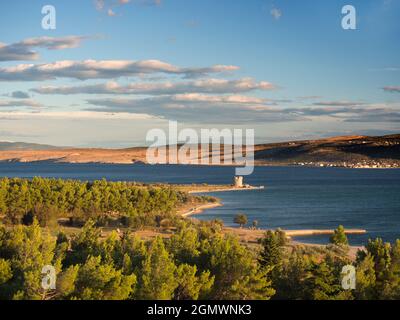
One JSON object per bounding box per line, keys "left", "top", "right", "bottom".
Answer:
{"left": 221, "top": 226, "right": 366, "bottom": 241}
{"left": 181, "top": 202, "right": 223, "bottom": 217}
{"left": 181, "top": 197, "right": 366, "bottom": 240}
{"left": 1, "top": 133, "right": 399, "bottom": 169}
{"left": 1, "top": 157, "right": 399, "bottom": 169}
{"left": 184, "top": 187, "right": 367, "bottom": 251}
{"left": 188, "top": 185, "right": 264, "bottom": 194}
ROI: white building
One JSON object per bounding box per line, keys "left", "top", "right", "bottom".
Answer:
{"left": 234, "top": 176, "right": 244, "bottom": 188}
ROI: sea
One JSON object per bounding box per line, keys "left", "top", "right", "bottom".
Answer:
{"left": 0, "top": 161, "right": 399, "bottom": 246}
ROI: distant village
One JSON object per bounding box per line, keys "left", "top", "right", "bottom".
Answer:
{"left": 293, "top": 160, "right": 400, "bottom": 169}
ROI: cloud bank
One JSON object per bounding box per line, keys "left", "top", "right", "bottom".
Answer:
{"left": 0, "top": 99, "right": 42, "bottom": 108}
{"left": 84, "top": 95, "right": 400, "bottom": 124}
{"left": 383, "top": 86, "right": 400, "bottom": 93}
{"left": 0, "top": 36, "right": 90, "bottom": 61}
{"left": 0, "top": 60, "right": 239, "bottom": 81}
{"left": 94, "top": 0, "right": 161, "bottom": 16}
{"left": 32, "top": 78, "right": 274, "bottom": 95}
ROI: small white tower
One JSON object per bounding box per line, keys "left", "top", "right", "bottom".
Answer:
{"left": 234, "top": 176, "right": 244, "bottom": 188}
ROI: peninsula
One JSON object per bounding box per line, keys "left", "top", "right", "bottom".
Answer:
{"left": 0, "top": 134, "right": 399, "bottom": 168}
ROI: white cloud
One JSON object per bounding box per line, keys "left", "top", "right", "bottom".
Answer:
{"left": 107, "top": 8, "right": 117, "bottom": 16}
{"left": 0, "top": 110, "right": 155, "bottom": 120}
{"left": 32, "top": 78, "right": 275, "bottom": 95}
{"left": 94, "top": 0, "right": 161, "bottom": 17}
{"left": 85, "top": 96, "right": 400, "bottom": 124}
{"left": 0, "top": 36, "right": 91, "bottom": 61}
{"left": 85, "top": 95, "right": 296, "bottom": 123}
{"left": 312, "top": 101, "right": 368, "bottom": 107}
{"left": 0, "top": 60, "right": 239, "bottom": 81}
{"left": 0, "top": 99, "right": 42, "bottom": 108}
{"left": 270, "top": 7, "right": 282, "bottom": 20}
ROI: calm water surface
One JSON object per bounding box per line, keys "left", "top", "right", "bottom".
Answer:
{"left": 0, "top": 162, "right": 399, "bottom": 245}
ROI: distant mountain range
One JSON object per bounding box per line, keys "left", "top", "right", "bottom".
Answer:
{"left": 0, "top": 134, "right": 399, "bottom": 168}
{"left": 0, "top": 141, "right": 63, "bottom": 151}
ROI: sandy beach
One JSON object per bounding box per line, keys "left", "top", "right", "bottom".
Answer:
{"left": 181, "top": 197, "right": 366, "bottom": 238}
{"left": 183, "top": 187, "right": 366, "bottom": 257}
{"left": 188, "top": 185, "right": 264, "bottom": 194}
{"left": 181, "top": 202, "right": 223, "bottom": 217}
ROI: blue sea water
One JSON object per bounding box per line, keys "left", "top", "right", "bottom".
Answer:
{"left": 0, "top": 162, "right": 399, "bottom": 246}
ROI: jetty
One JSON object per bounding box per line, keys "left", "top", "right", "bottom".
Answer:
{"left": 188, "top": 176, "right": 264, "bottom": 194}
{"left": 221, "top": 227, "right": 367, "bottom": 244}
{"left": 284, "top": 229, "right": 367, "bottom": 237}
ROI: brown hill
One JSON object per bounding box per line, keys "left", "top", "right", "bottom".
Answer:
{"left": 254, "top": 134, "right": 400, "bottom": 165}
{"left": 0, "top": 134, "right": 399, "bottom": 167}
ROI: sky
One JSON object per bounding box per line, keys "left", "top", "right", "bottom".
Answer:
{"left": 0, "top": 0, "right": 399, "bottom": 147}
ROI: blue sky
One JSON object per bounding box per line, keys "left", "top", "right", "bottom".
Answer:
{"left": 0, "top": 0, "right": 399, "bottom": 147}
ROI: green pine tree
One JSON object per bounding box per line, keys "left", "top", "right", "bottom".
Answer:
{"left": 330, "top": 225, "right": 348, "bottom": 246}
{"left": 136, "top": 237, "right": 177, "bottom": 300}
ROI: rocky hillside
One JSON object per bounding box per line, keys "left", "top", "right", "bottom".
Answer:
{"left": 254, "top": 134, "right": 400, "bottom": 167}
{"left": 0, "top": 135, "right": 399, "bottom": 167}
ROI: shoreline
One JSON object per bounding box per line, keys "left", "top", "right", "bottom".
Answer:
{"left": 1, "top": 159, "right": 399, "bottom": 169}
{"left": 222, "top": 226, "right": 366, "bottom": 240}
{"left": 188, "top": 185, "right": 264, "bottom": 194}
{"left": 221, "top": 226, "right": 366, "bottom": 259}
{"left": 2, "top": 133, "right": 399, "bottom": 169}
{"left": 181, "top": 197, "right": 367, "bottom": 245}
{"left": 184, "top": 187, "right": 367, "bottom": 248}
{"left": 181, "top": 202, "right": 223, "bottom": 217}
